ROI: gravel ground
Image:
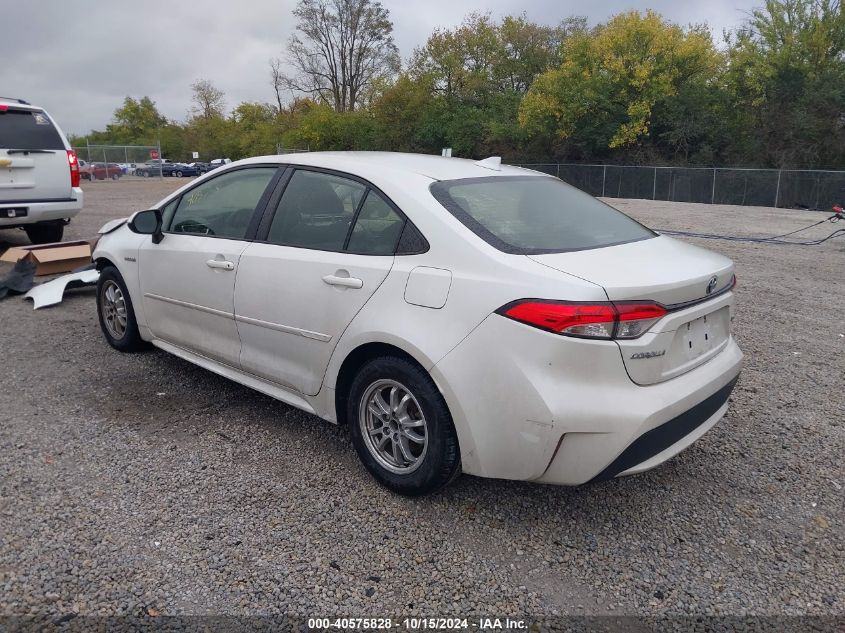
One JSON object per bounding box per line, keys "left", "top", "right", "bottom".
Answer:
{"left": 0, "top": 178, "right": 843, "bottom": 623}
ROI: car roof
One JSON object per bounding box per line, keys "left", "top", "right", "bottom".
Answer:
{"left": 238, "top": 151, "right": 543, "bottom": 182}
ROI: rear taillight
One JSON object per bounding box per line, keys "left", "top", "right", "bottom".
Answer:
{"left": 67, "top": 149, "right": 80, "bottom": 187}
{"left": 614, "top": 302, "right": 668, "bottom": 338}
{"left": 499, "top": 300, "right": 667, "bottom": 340}
{"left": 502, "top": 301, "right": 616, "bottom": 338}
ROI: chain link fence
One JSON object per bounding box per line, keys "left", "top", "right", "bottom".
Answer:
{"left": 515, "top": 163, "right": 845, "bottom": 211}
{"left": 73, "top": 143, "right": 164, "bottom": 180}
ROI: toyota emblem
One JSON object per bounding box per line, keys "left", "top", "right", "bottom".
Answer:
{"left": 706, "top": 275, "right": 718, "bottom": 294}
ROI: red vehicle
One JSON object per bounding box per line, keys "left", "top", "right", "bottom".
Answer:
{"left": 81, "top": 162, "right": 122, "bottom": 181}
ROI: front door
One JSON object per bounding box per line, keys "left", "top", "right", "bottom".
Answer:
{"left": 139, "top": 166, "right": 278, "bottom": 366}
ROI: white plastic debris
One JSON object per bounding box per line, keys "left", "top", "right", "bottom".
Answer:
{"left": 24, "top": 269, "right": 99, "bottom": 309}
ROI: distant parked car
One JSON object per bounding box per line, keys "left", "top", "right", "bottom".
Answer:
{"left": 209, "top": 158, "right": 231, "bottom": 169}
{"left": 169, "top": 163, "right": 199, "bottom": 177}
{"left": 118, "top": 162, "right": 137, "bottom": 175}
{"left": 82, "top": 162, "right": 122, "bottom": 181}
{"left": 136, "top": 160, "right": 198, "bottom": 178}
{"left": 136, "top": 159, "right": 172, "bottom": 177}
{"left": 188, "top": 161, "right": 213, "bottom": 174}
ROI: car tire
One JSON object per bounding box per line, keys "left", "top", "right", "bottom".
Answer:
{"left": 24, "top": 221, "right": 64, "bottom": 244}
{"left": 111, "top": 173, "right": 119, "bottom": 180}
{"left": 175, "top": 170, "right": 182, "bottom": 178}
{"left": 348, "top": 356, "right": 461, "bottom": 496}
{"left": 96, "top": 266, "right": 148, "bottom": 353}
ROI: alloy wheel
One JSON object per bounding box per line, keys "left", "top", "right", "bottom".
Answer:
{"left": 101, "top": 280, "right": 127, "bottom": 339}
{"left": 359, "top": 379, "right": 428, "bottom": 474}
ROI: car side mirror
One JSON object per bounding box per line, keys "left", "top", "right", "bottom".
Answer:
{"left": 128, "top": 209, "right": 164, "bottom": 244}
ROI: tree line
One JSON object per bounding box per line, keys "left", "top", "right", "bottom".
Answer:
{"left": 70, "top": 0, "right": 845, "bottom": 170}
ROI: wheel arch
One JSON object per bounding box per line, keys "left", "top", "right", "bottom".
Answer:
{"left": 92, "top": 253, "right": 149, "bottom": 338}
{"left": 328, "top": 335, "right": 479, "bottom": 476}
{"left": 94, "top": 256, "right": 118, "bottom": 271}
{"left": 333, "top": 341, "right": 428, "bottom": 427}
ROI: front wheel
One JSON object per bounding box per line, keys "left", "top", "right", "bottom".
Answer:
{"left": 348, "top": 356, "right": 461, "bottom": 496}
{"left": 96, "top": 267, "right": 148, "bottom": 353}
{"left": 175, "top": 170, "right": 183, "bottom": 178}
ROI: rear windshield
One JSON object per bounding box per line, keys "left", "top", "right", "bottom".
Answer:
{"left": 430, "top": 175, "right": 655, "bottom": 254}
{"left": 0, "top": 109, "right": 64, "bottom": 150}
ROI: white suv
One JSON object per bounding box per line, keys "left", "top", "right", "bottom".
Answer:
{"left": 0, "top": 97, "right": 83, "bottom": 243}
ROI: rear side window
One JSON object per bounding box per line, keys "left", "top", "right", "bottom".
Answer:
{"left": 0, "top": 109, "right": 64, "bottom": 150}
{"left": 267, "top": 170, "right": 366, "bottom": 251}
{"left": 430, "top": 176, "right": 655, "bottom": 254}
{"left": 347, "top": 191, "right": 405, "bottom": 255}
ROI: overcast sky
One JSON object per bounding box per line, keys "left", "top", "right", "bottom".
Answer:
{"left": 2, "top": 0, "right": 758, "bottom": 136}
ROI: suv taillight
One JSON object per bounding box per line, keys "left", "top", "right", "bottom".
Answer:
{"left": 67, "top": 149, "right": 80, "bottom": 187}
{"left": 498, "top": 300, "right": 667, "bottom": 340}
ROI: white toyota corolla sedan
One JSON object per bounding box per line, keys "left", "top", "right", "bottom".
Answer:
{"left": 93, "top": 152, "right": 743, "bottom": 495}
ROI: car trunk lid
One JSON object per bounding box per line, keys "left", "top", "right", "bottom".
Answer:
{"left": 528, "top": 235, "right": 735, "bottom": 385}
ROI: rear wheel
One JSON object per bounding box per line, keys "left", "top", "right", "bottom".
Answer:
{"left": 96, "top": 267, "right": 148, "bottom": 352}
{"left": 175, "top": 170, "right": 183, "bottom": 178}
{"left": 111, "top": 173, "right": 119, "bottom": 180}
{"left": 24, "top": 221, "right": 64, "bottom": 244}
{"left": 348, "top": 356, "right": 461, "bottom": 496}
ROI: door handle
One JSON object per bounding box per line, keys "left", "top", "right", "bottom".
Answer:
{"left": 206, "top": 259, "right": 234, "bottom": 271}
{"left": 322, "top": 273, "right": 363, "bottom": 289}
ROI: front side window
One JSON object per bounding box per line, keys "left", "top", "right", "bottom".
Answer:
{"left": 160, "top": 197, "right": 179, "bottom": 229}
{"left": 430, "top": 176, "right": 655, "bottom": 254}
{"left": 267, "top": 169, "right": 366, "bottom": 250}
{"left": 167, "top": 167, "right": 276, "bottom": 239}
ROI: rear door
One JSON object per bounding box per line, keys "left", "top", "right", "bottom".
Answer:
{"left": 138, "top": 166, "right": 280, "bottom": 366}
{"left": 235, "top": 168, "right": 406, "bottom": 395}
{"left": 0, "top": 106, "right": 70, "bottom": 202}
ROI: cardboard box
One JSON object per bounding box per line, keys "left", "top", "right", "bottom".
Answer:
{"left": 0, "top": 240, "right": 93, "bottom": 276}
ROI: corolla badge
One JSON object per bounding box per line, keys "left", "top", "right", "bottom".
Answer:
{"left": 706, "top": 275, "right": 718, "bottom": 295}
{"left": 631, "top": 350, "right": 666, "bottom": 360}
{"left": 0, "top": 158, "right": 11, "bottom": 168}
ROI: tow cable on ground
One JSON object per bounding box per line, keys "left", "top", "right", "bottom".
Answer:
{"left": 657, "top": 206, "right": 845, "bottom": 246}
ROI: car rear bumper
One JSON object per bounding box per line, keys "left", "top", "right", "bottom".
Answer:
{"left": 0, "top": 189, "right": 83, "bottom": 227}
{"left": 586, "top": 376, "right": 738, "bottom": 482}
{"left": 430, "top": 313, "right": 743, "bottom": 485}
